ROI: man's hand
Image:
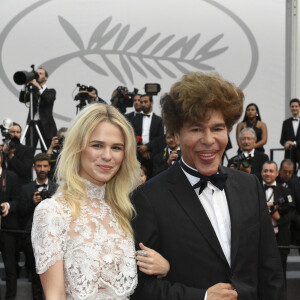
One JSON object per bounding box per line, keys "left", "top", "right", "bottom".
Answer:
{"left": 141, "top": 151, "right": 151, "bottom": 160}
{"left": 33, "top": 192, "right": 42, "bottom": 205}
{"left": 29, "top": 79, "right": 41, "bottom": 89}
{"left": 2, "top": 144, "right": 16, "bottom": 159}
{"left": 284, "top": 141, "right": 295, "bottom": 150}
{"left": 207, "top": 283, "right": 238, "bottom": 300}
{"left": 167, "top": 150, "right": 178, "bottom": 165}
{"left": 47, "top": 136, "right": 59, "bottom": 155}
{"left": 137, "top": 145, "right": 148, "bottom": 154}
{"left": 0, "top": 203, "right": 10, "bottom": 217}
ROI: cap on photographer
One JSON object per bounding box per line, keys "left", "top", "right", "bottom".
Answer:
{"left": 227, "top": 127, "right": 269, "bottom": 179}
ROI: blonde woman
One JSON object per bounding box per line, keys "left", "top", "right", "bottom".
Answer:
{"left": 31, "top": 104, "right": 169, "bottom": 300}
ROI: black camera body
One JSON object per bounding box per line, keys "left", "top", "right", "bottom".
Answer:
{"left": 0, "top": 126, "right": 20, "bottom": 150}
{"left": 233, "top": 152, "right": 251, "bottom": 169}
{"left": 13, "top": 65, "right": 39, "bottom": 85}
{"left": 36, "top": 188, "right": 52, "bottom": 200}
{"left": 56, "top": 136, "right": 65, "bottom": 148}
{"left": 110, "top": 86, "right": 138, "bottom": 114}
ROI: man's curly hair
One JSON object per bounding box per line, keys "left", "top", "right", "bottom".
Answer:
{"left": 161, "top": 72, "right": 244, "bottom": 133}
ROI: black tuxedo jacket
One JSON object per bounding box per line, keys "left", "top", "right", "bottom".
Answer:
{"left": 132, "top": 113, "right": 164, "bottom": 151}
{"left": 0, "top": 170, "right": 21, "bottom": 229}
{"left": 3, "top": 143, "right": 34, "bottom": 185}
{"left": 19, "top": 88, "right": 57, "bottom": 140}
{"left": 21, "top": 180, "right": 57, "bottom": 233}
{"left": 132, "top": 163, "right": 284, "bottom": 300}
{"left": 228, "top": 150, "right": 269, "bottom": 180}
{"left": 280, "top": 117, "right": 300, "bottom": 163}
{"left": 125, "top": 111, "right": 137, "bottom": 125}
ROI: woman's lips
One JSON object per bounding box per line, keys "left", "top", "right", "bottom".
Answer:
{"left": 98, "top": 164, "right": 113, "bottom": 171}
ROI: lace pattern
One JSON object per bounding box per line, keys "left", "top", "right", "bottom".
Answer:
{"left": 31, "top": 180, "right": 137, "bottom": 299}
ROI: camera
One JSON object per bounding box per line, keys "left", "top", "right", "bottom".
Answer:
{"left": 0, "top": 118, "right": 20, "bottom": 150}
{"left": 36, "top": 188, "right": 52, "bottom": 200}
{"left": 13, "top": 64, "right": 39, "bottom": 85}
{"left": 110, "top": 86, "right": 139, "bottom": 114}
{"left": 56, "top": 136, "right": 65, "bottom": 148}
{"left": 232, "top": 152, "right": 251, "bottom": 169}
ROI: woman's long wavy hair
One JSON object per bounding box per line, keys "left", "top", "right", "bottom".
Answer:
{"left": 55, "top": 104, "right": 140, "bottom": 238}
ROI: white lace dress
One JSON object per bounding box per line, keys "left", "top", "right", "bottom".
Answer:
{"left": 31, "top": 180, "right": 137, "bottom": 300}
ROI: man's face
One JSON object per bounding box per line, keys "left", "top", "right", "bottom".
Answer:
{"left": 290, "top": 102, "right": 300, "bottom": 117}
{"left": 166, "top": 133, "right": 177, "bottom": 150}
{"left": 133, "top": 95, "right": 142, "bottom": 112}
{"left": 279, "top": 162, "right": 294, "bottom": 182}
{"left": 140, "top": 96, "right": 152, "bottom": 114}
{"left": 240, "top": 131, "right": 255, "bottom": 152}
{"left": 261, "top": 163, "right": 278, "bottom": 185}
{"left": 175, "top": 109, "right": 228, "bottom": 176}
{"left": 34, "top": 160, "right": 50, "bottom": 181}
{"left": 9, "top": 125, "right": 21, "bottom": 139}
{"left": 37, "top": 68, "right": 47, "bottom": 84}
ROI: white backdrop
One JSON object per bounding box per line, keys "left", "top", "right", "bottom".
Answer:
{"left": 0, "top": 0, "right": 286, "bottom": 163}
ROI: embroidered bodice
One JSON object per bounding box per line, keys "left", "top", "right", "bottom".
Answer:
{"left": 31, "top": 180, "right": 137, "bottom": 300}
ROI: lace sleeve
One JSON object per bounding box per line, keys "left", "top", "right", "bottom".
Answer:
{"left": 31, "top": 198, "right": 68, "bottom": 274}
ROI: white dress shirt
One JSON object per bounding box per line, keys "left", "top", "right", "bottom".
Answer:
{"left": 141, "top": 112, "right": 153, "bottom": 145}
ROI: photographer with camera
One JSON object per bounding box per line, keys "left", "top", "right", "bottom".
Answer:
{"left": 21, "top": 153, "right": 57, "bottom": 299}
{"left": 261, "top": 160, "right": 300, "bottom": 286}
{"left": 19, "top": 67, "right": 57, "bottom": 152}
{"left": 1, "top": 122, "right": 34, "bottom": 185}
{"left": 74, "top": 84, "right": 106, "bottom": 113}
{"left": 0, "top": 151, "right": 21, "bottom": 300}
{"left": 228, "top": 127, "right": 268, "bottom": 180}
{"left": 153, "top": 131, "right": 180, "bottom": 176}
{"left": 46, "top": 127, "right": 68, "bottom": 181}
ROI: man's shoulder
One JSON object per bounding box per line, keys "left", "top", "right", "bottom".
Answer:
{"left": 254, "top": 150, "right": 269, "bottom": 159}
{"left": 283, "top": 117, "right": 293, "bottom": 124}
{"left": 152, "top": 113, "right": 162, "bottom": 121}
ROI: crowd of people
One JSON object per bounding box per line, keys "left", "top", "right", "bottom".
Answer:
{"left": 0, "top": 68, "right": 299, "bottom": 299}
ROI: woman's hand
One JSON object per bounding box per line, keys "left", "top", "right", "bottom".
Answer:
{"left": 136, "top": 242, "right": 170, "bottom": 277}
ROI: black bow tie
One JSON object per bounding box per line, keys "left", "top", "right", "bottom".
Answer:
{"left": 264, "top": 184, "right": 275, "bottom": 190}
{"left": 35, "top": 183, "right": 47, "bottom": 189}
{"left": 292, "top": 117, "right": 299, "bottom": 121}
{"left": 142, "top": 114, "right": 150, "bottom": 117}
{"left": 179, "top": 160, "right": 228, "bottom": 195}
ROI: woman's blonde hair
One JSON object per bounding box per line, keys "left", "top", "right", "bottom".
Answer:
{"left": 55, "top": 104, "right": 140, "bottom": 238}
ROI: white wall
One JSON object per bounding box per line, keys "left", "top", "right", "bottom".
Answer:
{"left": 0, "top": 0, "right": 286, "bottom": 164}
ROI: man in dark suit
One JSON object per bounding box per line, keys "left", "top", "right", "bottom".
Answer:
{"left": 280, "top": 98, "right": 300, "bottom": 172}
{"left": 21, "top": 153, "right": 57, "bottom": 300}
{"left": 19, "top": 67, "right": 57, "bottom": 152}
{"left": 261, "top": 161, "right": 300, "bottom": 289}
{"left": 1, "top": 123, "right": 34, "bottom": 185}
{"left": 132, "top": 73, "right": 284, "bottom": 300}
{"left": 132, "top": 94, "right": 164, "bottom": 176}
{"left": 153, "top": 131, "right": 180, "bottom": 176}
{"left": 125, "top": 93, "right": 142, "bottom": 125}
{"left": 0, "top": 151, "right": 21, "bottom": 300}
{"left": 228, "top": 127, "right": 269, "bottom": 180}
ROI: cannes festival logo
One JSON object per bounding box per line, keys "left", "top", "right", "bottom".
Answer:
{"left": 0, "top": 0, "right": 258, "bottom": 120}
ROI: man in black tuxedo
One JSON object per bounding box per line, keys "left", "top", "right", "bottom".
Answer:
{"left": 261, "top": 160, "right": 300, "bottom": 286}
{"left": 132, "top": 73, "right": 284, "bottom": 300}
{"left": 21, "top": 153, "right": 57, "bottom": 300}
{"left": 125, "top": 93, "right": 142, "bottom": 125}
{"left": 153, "top": 131, "right": 180, "bottom": 176}
{"left": 228, "top": 127, "right": 269, "bottom": 180}
{"left": 280, "top": 98, "right": 300, "bottom": 172}
{"left": 1, "top": 123, "right": 34, "bottom": 185}
{"left": 132, "top": 94, "right": 164, "bottom": 176}
{"left": 0, "top": 151, "right": 21, "bottom": 300}
{"left": 19, "top": 67, "right": 57, "bottom": 152}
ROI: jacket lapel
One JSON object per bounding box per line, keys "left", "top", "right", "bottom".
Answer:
{"left": 168, "top": 163, "right": 229, "bottom": 266}
{"left": 220, "top": 167, "right": 242, "bottom": 268}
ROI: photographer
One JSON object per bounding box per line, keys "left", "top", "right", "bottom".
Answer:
{"left": 261, "top": 160, "right": 300, "bottom": 285}
{"left": 46, "top": 127, "right": 67, "bottom": 182}
{"left": 228, "top": 127, "right": 269, "bottom": 179}
{"left": 153, "top": 131, "right": 180, "bottom": 176}
{"left": 19, "top": 67, "right": 57, "bottom": 152}
{"left": 0, "top": 151, "right": 21, "bottom": 300}
{"left": 1, "top": 122, "right": 34, "bottom": 185}
{"left": 21, "top": 153, "right": 57, "bottom": 300}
